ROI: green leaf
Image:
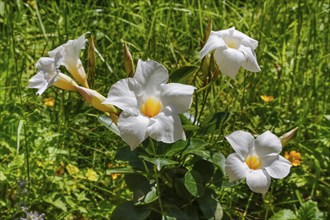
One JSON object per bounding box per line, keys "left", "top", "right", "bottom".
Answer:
{"left": 112, "top": 202, "right": 151, "bottom": 220}
{"left": 140, "top": 156, "right": 178, "bottom": 171}
{"left": 211, "top": 152, "right": 226, "bottom": 175}
{"left": 170, "top": 66, "right": 197, "bottom": 83}
{"left": 212, "top": 169, "right": 223, "bottom": 187}
{"left": 184, "top": 170, "right": 204, "bottom": 197}
{"left": 53, "top": 198, "right": 67, "bottom": 212}
{"left": 115, "top": 146, "right": 145, "bottom": 170}
{"left": 183, "top": 124, "right": 200, "bottom": 131}
{"left": 106, "top": 167, "right": 138, "bottom": 175}
{"left": 182, "top": 138, "right": 209, "bottom": 156}
{"left": 193, "top": 159, "right": 214, "bottom": 184}
{"left": 269, "top": 209, "right": 297, "bottom": 220}
{"left": 197, "top": 190, "right": 218, "bottom": 218}
{"left": 0, "top": 171, "right": 7, "bottom": 181}
{"left": 163, "top": 207, "right": 191, "bottom": 220}
{"left": 175, "top": 178, "right": 192, "bottom": 200}
{"left": 200, "top": 112, "right": 230, "bottom": 135}
{"left": 164, "top": 140, "right": 188, "bottom": 157}
{"left": 125, "top": 174, "right": 157, "bottom": 204}
{"left": 297, "top": 201, "right": 325, "bottom": 220}
{"left": 142, "top": 186, "right": 158, "bottom": 204}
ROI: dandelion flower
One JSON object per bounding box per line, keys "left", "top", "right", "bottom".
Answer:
{"left": 103, "top": 59, "right": 195, "bottom": 150}
{"left": 200, "top": 27, "right": 260, "bottom": 79}
{"left": 225, "top": 130, "right": 291, "bottom": 194}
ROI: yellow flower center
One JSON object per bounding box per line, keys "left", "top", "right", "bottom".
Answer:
{"left": 140, "top": 97, "right": 162, "bottom": 118}
{"left": 245, "top": 155, "right": 262, "bottom": 170}
{"left": 227, "top": 42, "right": 237, "bottom": 49}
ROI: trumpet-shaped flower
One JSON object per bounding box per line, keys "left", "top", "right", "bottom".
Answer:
{"left": 28, "top": 53, "right": 78, "bottom": 95}
{"left": 103, "top": 59, "right": 195, "bottom": 150}
{"left": 76, "top": 86, "right": 118, "bottom": 114}
{"left": 225, "top": 130, "right": 291, "bottom": 194}
{"left": 49, "top": 33, "right": 89, "bottom": 88}
{"left": 200, "top": 27, "right": 260, "bottom": 79}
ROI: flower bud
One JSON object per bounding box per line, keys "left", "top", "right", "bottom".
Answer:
{"left": 279, "top": 127, "right": 298, "bottom": 147}
{"left": 88, "top": 35, "right": 96, "bottom": 88}
{"left": 76, "top": 86, "right": 118, "bottom": 114}
{"left": 201, "top": 18, "right": 212, "bottom": 48}
{"left": 123, "top": 44, "right": 135, "bottom": 77}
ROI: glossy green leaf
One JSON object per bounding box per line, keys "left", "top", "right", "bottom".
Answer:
{"left": 212, "top": 152, "right": 226, "bottom": 175}
{"left": 193, "top": 159, "right": 214, "bottom": 184}
{"left": 164, "top": 140, "right": 188, "bottom": 157}
{"left": 184, "top": 170, "right": 204, "bottom": 197}
{"left": 200, "top": 112, "right": 230, "bottom": 134}
{"left": 140, "top": 156, "right": 178, "bottom": 171}
{"left": 170, "top": 66, "right": 197, "bottom": 83}
{"left": 142, "top": 186, "right": 158, "bottom": 204}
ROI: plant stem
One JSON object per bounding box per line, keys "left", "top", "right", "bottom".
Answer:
{"left": 149, "top": 140, "right": 164, "bottom": 215}
{"left": 242, "top": 192, "right": 254, "bottom": 219}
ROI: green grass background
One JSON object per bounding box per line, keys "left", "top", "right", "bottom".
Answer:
{"left": 0, "top": 0, "right": 329, "bottom": 219}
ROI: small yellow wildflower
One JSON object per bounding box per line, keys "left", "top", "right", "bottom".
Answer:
{"left": 43, "top": 97, "right": 55, "bottom": 107}
{"left": 111, "top": 173, "right": 120, "bottom": 180}
{"left": 284, "top": 150, "right": 302, "bottom": 166}
{"left": 107, "top": 163, "right": 121, "bottom": 180}
{"left": 66, "top": 164, "right": 80, "bottom": 176}
{"left": 260, "top": 95, "right": 274, "bottom": 103}
{"left": 85, "top": 168, "right": 99, "bottom": 182}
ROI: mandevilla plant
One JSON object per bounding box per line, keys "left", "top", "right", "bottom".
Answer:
{"left": 28, "top": 21, "right": 298, "bottom": 219}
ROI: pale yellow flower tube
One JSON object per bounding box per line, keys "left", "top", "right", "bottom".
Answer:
{"left": 76, "top": 86, "right": 118, "bottom": 115}
{"left": 53, "top": 73, "right": 79, "bottom": 91}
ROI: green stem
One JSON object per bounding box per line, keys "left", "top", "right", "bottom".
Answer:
{"left": 149, "top": 140, "right": 164, "bottom": 215}
{"left": 242, "top": 192, "right": 254, "bottom": 219}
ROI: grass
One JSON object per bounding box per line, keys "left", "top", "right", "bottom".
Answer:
{"left": 0, "top": 0, "right": 329, "bottom": 219}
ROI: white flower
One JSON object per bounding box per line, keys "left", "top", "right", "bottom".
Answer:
{"left": 28, "top": 51, "right": 78, "bottom": 95}
{"left": 28, "top": 52, "right": 62, "bottom": 95}
{"left": 103, "top": 59, "right": 195, "bottom": 150}
{"left": 225, "top": 130, "right": 291, "bottom": 194}
{"left": 48, "top": 33, "right": 89, "bottom": 88}
{"left": 200, "top": 27, "right": 260, "bottom": 79}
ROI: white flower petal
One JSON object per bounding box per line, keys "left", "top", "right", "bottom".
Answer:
{"left": 147, "top": 108, "right": 185, "bottom": 143}
{"left": 229, "top": 27, "right": 258, "bottom": 50}
{"left": 214, "top": 48, "right": 244, "bottom": 79}
{"left": 200, "top": 31, "right": 227, "bottom": 59}
{"left": 28, "top": 72, "right": 50, "bottom": 95}
{"left": 134, "top": 59, "right": 168, "bottom": 93}
{"left": 246, "top": 169, "right": 271, "bottom": 194}
{"left": 48, "top": 45, "right": 64, "bottom": 58}
{"left": 225, "top": 130, "right": 254, "bottom": 159}
{"left": 225, "top": 153, "right": 250, "bottom": 182}
{"left": 48, "top": 34, "right": 87, "bottom": 86}
{"left": 28, "top": 57, "right": 60, "bottom": 95}
{"left": 254, "top": 131, "right": 282, "bottom": 156}
{"left": 239, "top": 45, "right": 260, "bottom": 72}
{"left": 264, "top": 155, "right": 291, "bottom": 179}
{"left": 160, "top": 83, "right": 195, "bottom": 113}
{"left": 118, "top": 111, "right": 150, "bottom": 150}
{"left": 104, "top": 78, "right": 139, "bottom": 111}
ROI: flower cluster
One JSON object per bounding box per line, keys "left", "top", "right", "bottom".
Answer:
{"left": 28, "top": 25, "right": 295, "bottom": 204}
